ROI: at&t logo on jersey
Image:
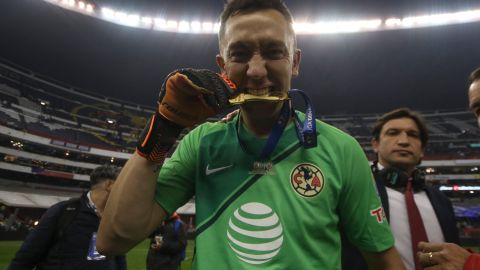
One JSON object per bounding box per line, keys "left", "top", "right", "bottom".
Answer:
{"left": 290, "top": 163, "right": 325, "bottom": 197}
{"left": 226, "top": 202, "right": 283, "bottom": 265}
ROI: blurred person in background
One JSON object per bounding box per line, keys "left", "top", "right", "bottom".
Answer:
{"left": 416, "top": 68, "right": 480, "bottom": 270}
{"left": 146, "top": 212, "right": 187, "bottom": 270}
{"left": 468, "top": 67, "right": 480, "bottom": 128}
{"left": 8, "top": 165, "right": 126, "bottom": 270}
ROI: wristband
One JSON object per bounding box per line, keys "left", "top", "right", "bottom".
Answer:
{"left": 136, "top": 111, "right": 184, "bottom": 163}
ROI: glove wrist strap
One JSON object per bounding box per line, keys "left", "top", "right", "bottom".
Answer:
{"left": 136, "top": 111, "right": 184, "bottom": 163}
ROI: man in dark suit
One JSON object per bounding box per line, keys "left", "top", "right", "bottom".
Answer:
{"left": 8, "top": 165, "right": 126, "bottom": 270}
{"left": 342, "top": 108, "right": 458, "bottom": 270}
{"left": 370, "top": 108, "right": 458, "bottom": 270}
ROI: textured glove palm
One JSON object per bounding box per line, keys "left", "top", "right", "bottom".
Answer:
{"left": 158, "top": 68, "right": 237, "bottom": 127}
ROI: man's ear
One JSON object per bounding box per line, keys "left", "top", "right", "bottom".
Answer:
{"left": 105, "top": 180, "right": 114, "bottom": 192}
{"left": 291, "top": 49, "right": 301, "bottom": 77}
{"left": 371, "top": 138, "right": 379, "bottom": 153}
{"left": 216, "top": 54, "right": 226, "bottom": 74}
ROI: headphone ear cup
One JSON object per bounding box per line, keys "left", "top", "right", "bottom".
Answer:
{"left": 377, "top": 167, "right": 409, "bottom": 188}
{"left": 412, "top": 169, "right": 426, "bottom": 190}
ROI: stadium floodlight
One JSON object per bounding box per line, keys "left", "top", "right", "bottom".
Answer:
{"left": 125, "top": 14, "right": 140, "bottom": 27}
{"left": 85, "top": 3, "right": 93, "bottom": 13}
{"left": 101, "top": 7, "right": 115, "bottom": 20}
{"left": 178, "top": 21, "right": 190, "bottom": 32}
{"left": 202, "top": 22, "right": 214, "bottom": 33}
{"left": 213, "top": 23, "right": 221, "bottom": 33}
{"left": 295, "top": 19, "right": 382, "bottom": 34}
{"left": 78, "top": 1, "right": 85, "bottom": 10}
{"left": 154, "top": 18, "right": 167, "bottom": 30}
{"left": 141, "top": 17, "right": 153, "bottom": 28}
{"left": 385, "top": 18, "right": 402, "bottom": 27}
{"left": 40, "top": 0, "right": 480, "bottom": 35}
{"left": 167, "top": 20, "right": 178, "bottom": 30}
{"left": 191, "top": 21, "right": 202, "bottom": 32}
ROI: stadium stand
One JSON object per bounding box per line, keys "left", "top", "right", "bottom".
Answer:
{"left": 0, "top": 60, "right": 478, "bottom": 244}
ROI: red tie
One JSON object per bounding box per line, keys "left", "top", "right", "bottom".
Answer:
{"left": 405, "top": 178, "right": 429, "bottom": 270}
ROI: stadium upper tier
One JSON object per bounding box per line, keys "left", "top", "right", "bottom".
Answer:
{"left": 0, "top": 61, "right": 479, "bottom": 210}
{"left": 1, "top": 60, "right": 479, "bottom": 158}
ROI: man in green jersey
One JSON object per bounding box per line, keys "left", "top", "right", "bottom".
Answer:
{"left": 97, "top": 0, "right": 405, "bottom": 269}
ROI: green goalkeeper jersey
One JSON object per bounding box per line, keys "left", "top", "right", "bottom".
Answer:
{"left": 155, "top": 112, "right": 394, "bottom": 270}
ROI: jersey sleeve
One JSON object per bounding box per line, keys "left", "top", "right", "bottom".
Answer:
{"left": 338, "top": 138, "right": 394, "bottom": 252}
{"left": 154, "top": 127, "right": 199, "bottom": 215}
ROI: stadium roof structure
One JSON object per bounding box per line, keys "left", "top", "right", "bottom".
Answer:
{"left": 1, "top": 0, "right": 480, "bottom": 114}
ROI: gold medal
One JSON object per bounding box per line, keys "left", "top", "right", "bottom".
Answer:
{"left": 249, "top": 161, "right": 274, "bottom": 175}
{"left": 229, "top": 93, "right": 289, "bottom": 105}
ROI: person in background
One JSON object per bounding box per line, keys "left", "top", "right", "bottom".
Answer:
{"left": 147, "top": 212, "right": 187, "bottom": 270}
{"left": 97, "top": 0, "right": 405, "bottom": 269}
{"left": 8, "top": 165, "right": 126, "bottom": 270}
{"left": 342, "top": 108, "right": 458, "bottom": 270}
{"left": 468, "top": 67, "right": 480, "bottom": 128}
{"left": 416, "top": 68, "right": 480, "bottom": 270}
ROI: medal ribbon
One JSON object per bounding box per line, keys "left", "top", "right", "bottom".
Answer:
{"left": 236, "top": 100, "right": 290, "bottom": 161}
{"left": 289, "top": 89, "right": 317, "bottom": 148}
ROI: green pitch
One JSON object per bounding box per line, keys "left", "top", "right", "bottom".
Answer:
{"left": 0, "top": 239, "right": 195, "bottom": 270}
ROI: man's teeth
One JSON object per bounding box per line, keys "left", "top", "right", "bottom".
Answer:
{"left": 246, "top": 87, "right": 271, "bottom": 96}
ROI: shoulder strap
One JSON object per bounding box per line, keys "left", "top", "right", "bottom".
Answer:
{"left": 55, "top": 197, "right": 82, "bottom": 242}
{"left": 173, "top": 219, "right": 186, "bottom": 260}
{"left": 173, "top": 219, "right": 181, "bottom": 235}
{"left": 41, "top": 197, "right": 82, "bottom": 266}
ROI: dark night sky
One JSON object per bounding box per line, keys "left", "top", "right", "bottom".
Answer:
{"left": 1, "top": 0, "right": 479, "bottom": 115}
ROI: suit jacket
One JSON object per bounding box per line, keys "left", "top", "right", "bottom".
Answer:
{"left": 8, "top": 193, "right": 126, "bottom": 270}
{"left": 341, "top": 174, "right": 459, "bottom": 270}
{"left": 146, "top": 218, "right": 187, "bottom": 270}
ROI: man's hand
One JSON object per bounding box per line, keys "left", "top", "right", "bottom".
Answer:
{"left": 418, "top": 241, "right": 471, "bottom": 269}
{"left": 137, "top": 69, "right": 237, "bottom": 163}
{"left": 158, "top": 68, "right": 237, "bottom": 127}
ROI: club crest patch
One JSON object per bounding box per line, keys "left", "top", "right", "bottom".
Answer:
{"left": 290, "top": 163, "right": 325, "bottom": 197}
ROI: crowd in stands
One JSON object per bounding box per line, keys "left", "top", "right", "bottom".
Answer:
{"left": 0, "top": 60, "right": 478, "bottom": 247}
{"left": 1, "top": 62, "right": 479, "bottom": 159}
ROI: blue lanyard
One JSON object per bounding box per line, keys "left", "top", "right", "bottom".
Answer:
{"left": 236, "top": 89, "right": 317, "bottom": 161}
{"left": 236, "top": 100, "right": 290, "bottom": 160}
{"left": 289, "top": 89, "right": 317, "bottom": 148}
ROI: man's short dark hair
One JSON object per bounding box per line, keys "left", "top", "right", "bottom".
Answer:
{"left": 372, "top": 108, "right": 429, "bottom": 148}
{"left": 90, "top": 165, "right": 120, "bottom": 187}
{"left": 218, "top": 0, "right": 295, "bottom": 46}
{"left": 468, "top": 67, "right": 480, "bottom": 85}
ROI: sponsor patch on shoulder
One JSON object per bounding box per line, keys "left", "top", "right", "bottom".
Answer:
{"left": 370, "top": 206, "right": 387, "bottom": 223}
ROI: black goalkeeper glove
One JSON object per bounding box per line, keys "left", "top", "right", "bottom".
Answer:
{"left": 136, "top": 69, "right": 237, "bottom": 163}
{"left": 158, "top": 68, "right": 237, "bottom": 127}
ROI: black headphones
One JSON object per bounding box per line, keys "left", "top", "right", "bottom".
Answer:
{"left": 371, "top": 161, "right": 426, "bottom": 191}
